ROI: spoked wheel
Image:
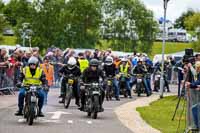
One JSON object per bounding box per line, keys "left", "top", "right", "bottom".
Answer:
{"left": 27, "top": 103, "right": 35, "bottom": 125}
{"left": 92, "top": 95, "right": 99, "bottom": 119}
{"left": 64, "top": 86, "right": 72, "bottom": 109}
{"left": 136, "top": 84, "right": 141, "bottom": 97}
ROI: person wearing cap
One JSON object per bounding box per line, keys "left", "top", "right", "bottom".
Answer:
{"left": 15, "top": 56, "right": 47, "bottom": 117}
{"left": 40, "top": 56, "right": 54, "bottom": 104}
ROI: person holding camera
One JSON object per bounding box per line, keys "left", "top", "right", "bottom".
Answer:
{"left": 186, "top": 61, "right": 200, "bottom": 129}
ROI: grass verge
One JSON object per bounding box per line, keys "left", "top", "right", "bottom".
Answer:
{"left": 136, "top": 96, "right": 186, "bottom": 133}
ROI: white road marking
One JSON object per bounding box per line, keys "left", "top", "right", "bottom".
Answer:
{"left": 40, "top": 119, "right": 61, "bottom": 123}
{"left": 87, "top": 120, "right": 92, "bottom": 124}
{"left": 67, "top": 120, "right": 73, "bottom": 124}
{"left": 18, "top": 118, "right": 26, "bottom": 123}
{"left": 47, "top": 111, "right": 72, "bottom": 120}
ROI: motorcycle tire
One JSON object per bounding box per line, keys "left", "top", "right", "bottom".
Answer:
{"left": 92, "top": 95, "right": 99, "bottom": 119}
{"left": 28, "top": 103, "right": 35, "bottom": 125}
{"left": 64, "top": 86, "right": 72, "bottom": 109}
{"left": 136, "top": 84, "right": 141, "bottom": 97}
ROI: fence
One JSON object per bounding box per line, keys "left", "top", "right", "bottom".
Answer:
{"left": 187, "top": 88, "right": 200, "bottom": 131}
{"left": 0, "top": 66, "right": 15, "bottom": 95}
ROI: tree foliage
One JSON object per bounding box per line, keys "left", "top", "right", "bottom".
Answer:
{"left": 174, "top": 9, "right": 195, "bottom": 29}
{"left": 1, "top": 0, "right": 157, "bottom": 53}
{"left": 185, "top": 12, "right": 200, "bottom": 51}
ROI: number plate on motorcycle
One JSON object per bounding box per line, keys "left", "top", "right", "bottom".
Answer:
{"left": 68, "top": 79, "right": 74, "bottom": 84}
{"left": 92, "top": 91, "right": 100, "bottom": 95}
{"left": 137, "top": 79, "right": 142, "bottom": 83}
{"left": 107, "top": 81, "right": 112, "bottom": 85}
{"left": 31, "top": 96, "right": 37, "bottom": 102}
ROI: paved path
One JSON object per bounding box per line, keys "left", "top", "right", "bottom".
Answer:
{"left": 0, "top": 89, "right": 134, "bottom": 133}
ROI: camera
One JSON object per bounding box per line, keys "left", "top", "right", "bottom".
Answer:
{"left": 182, "top": 48, "right": 195, "bottom": 64}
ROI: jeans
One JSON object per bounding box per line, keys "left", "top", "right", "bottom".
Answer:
{"left": 43, "top": 90, "right": 48, "bottom": 105}
{"left": 18, "top": 87, "right": 44, "bottom": 111}
{"left": 192, "top": 103, "right": 200, "bottom": 129}
{"left": 143, "top": 78, "right": 151, "bottom": 95}
{"left": 146, "top": 78, "right": 152, "bottom": 92}
{"left": 113, "top": 78, "right": 120, "bottom": 97}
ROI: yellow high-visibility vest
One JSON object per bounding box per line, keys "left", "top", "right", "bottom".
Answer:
{"left": 78, "top": 59, "right": 89, "bottom": 73}
{"left": 23, "top": 66, "right": 43, "bottom": 86}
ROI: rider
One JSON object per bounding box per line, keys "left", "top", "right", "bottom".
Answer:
{"left": 79, "top": 58, "right": 105, "bottom": 111}
{"left": 59, "top": 57, "right": 81, "bottom": 107}
{"left": 119, "top": 58, "right": 132, "bottom": 98}
{"left": 103, "top": 56, "right": 120, "bottom": 101}
{"left": 132, "top": 60, "right": 151, "bottom": 96}
{"left": 15, "top": 56, "right": 46, "bottom": 117}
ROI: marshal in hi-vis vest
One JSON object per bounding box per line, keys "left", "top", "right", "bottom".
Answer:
{"left": 78, "top": 59, "right": 89, "bottom": 73}
{"left": 23, "top": 66, "right": 43, "bottom": 86}
{"left": 120, "top": 63, "right": 129, "bottom": 75}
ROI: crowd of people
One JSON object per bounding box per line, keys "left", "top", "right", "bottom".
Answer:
{"left": 0, "top": 45, "right": 194, "bottom": 116}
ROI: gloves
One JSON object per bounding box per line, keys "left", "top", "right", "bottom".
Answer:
{"left": 43, "top": 85, "right": 49, "bottom": 91}
{"left": 16, "top": 82, "right": 22, "bottom": 88}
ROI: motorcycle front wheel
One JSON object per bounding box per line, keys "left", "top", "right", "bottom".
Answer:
{"left": 64, "top": 86, "right": 72, "bottom": 109}
{"left": 27, "top": 103, "right": 35, "bottom": 125}
{"left": 92, "top": 95, "right": 99, "bottom": 119}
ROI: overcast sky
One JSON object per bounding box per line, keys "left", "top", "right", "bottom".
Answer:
{"left": 2, "top": 0, "right": 200, "bottom": 22}
{"left": 141, "top": 0, "right": 200, "bottom": 22}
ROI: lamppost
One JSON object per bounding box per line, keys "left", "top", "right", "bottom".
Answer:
{"left": 160, "top": 0, "right": 170, "bottom": 98}
{"left": 19, "top": 23, "right": 32, "bottom": 47}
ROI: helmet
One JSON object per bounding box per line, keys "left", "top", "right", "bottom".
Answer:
{"left": 28, "top": 56, "right": 38, "bottom": 65}
{"left": 105, "top": 56, "right": 113, "bottom": 65}
{"left": 67, "top": 57, "right": 77, "bottom": 70}
{"left": 90, "top": 58, "right": 99, "bottom": 66}
{"left": 121, "top": 58, "right": 128, "bottom": 62}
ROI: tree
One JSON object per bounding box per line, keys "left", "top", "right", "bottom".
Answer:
{"left": 174, "top": 9, "right": 195, "bottom": 29}
{"left": 99, "top": 0, "right": 157, "bottom": 53}
{"left": 0, "top": 15, "right": 7, "bottom": 43}
{"left": 0, "top": 0, "right": 4, "bottom": 13}
{"left": 185, "top": 12, "right": 200, "bottom": 51}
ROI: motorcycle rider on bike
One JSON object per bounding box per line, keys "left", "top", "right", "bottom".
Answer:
{"left": 119, "top": 58, "right": 132, "bottom": 98}
{"left": 131, "top": 60, "right": 151, "bottom": 96}
{"left": 79, "top": 58, "right": 105, "bottom": 111}
{"left": 103, "top": 56, "right": 120, "bottom": 101}
{"left": 15, "top": 56, "right": 47, "bottom": 117}
{"left": 59, "top": 57, "right": 81, "bottom": 107}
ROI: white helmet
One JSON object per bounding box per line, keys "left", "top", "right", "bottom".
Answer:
{"left": 105, "top": 56, "right": 113, "bottom": 65}
{"left": 67, "top": 57, "right": 77, "bottom": 70}
{"left": 28, "top": 56, "right": 38, "bottom": 65}
{"left": 121, "top": 58, "right": 128, "bottom": 62}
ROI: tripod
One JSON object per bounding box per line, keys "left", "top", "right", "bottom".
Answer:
{"left": 171, "top": 71, "right": 188, "bottom": 121}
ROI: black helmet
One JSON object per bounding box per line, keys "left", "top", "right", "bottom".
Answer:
{"left": 90, "top": 58, "right": 99, "bottom": 66}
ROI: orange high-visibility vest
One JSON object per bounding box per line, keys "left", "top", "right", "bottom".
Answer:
{"left": 40, "top": 63, "right": 54, "bottom": 86}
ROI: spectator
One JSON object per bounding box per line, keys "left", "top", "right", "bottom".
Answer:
{"left": 0, "top": 48, "right": 9, "bottom": 88}
{"left": 40, "top": 56, "right": 54, "bottom": 104}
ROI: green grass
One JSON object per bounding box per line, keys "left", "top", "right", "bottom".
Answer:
{"left": 0, "top": 35, "right": 17, "bottom": 46}
{"left": 150, "top": 41, "right": 192, "bottom": 57}
{"left": 96, "top": 40, "right": 193, "bottom": 58}
{"left": 136, "top": 96, "right": 186, "bottom": 133}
